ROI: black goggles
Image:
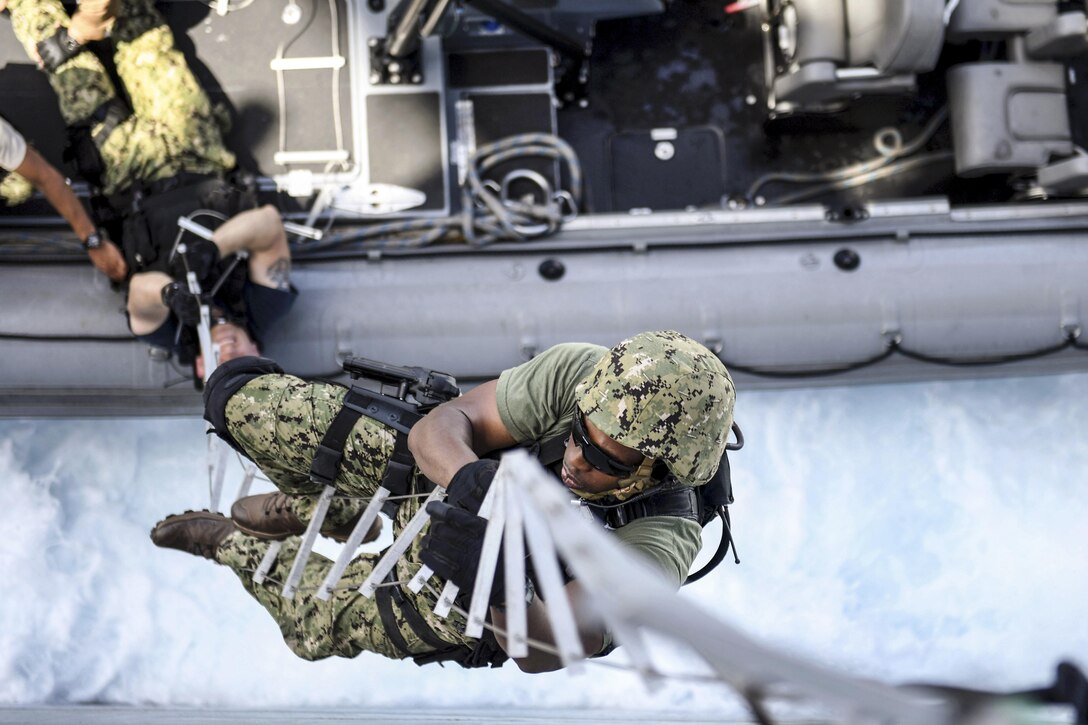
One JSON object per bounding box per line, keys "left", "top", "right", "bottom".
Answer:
{"left": 570, "top": 411, "right": 639, "bottom": 478}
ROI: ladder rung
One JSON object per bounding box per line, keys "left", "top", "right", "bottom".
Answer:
{"left": 270, "top": 56, "right": 346, "bottom": 71}
{"left": 274, "top": 150, "right": 351, "bottom": 166}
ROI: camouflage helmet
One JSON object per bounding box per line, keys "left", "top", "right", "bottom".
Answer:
{"left": 574, "top": 330, "right": 735, "bottom": 487}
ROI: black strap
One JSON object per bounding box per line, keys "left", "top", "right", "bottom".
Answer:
{"left": 534, "top": 433, "right": 568, "bottom": 467}
{"left": 90, "top": 97, "right": 131, "bottom": 146}
{"left": 374, "top": 571, "right": 415, "bottom": 657}
{"left": 107, "top": 172, "right": 220, "bottom": 217}
{"left": 36, "top": 25, "right": 86, "bottom": 73}
{"left": 376, "top": 566, "right": 456, "bottom": 657}
{"left": 310, "top": 386, "right": 425, "bottom": 520}
{"left": 585, "top": 486, "right": 701, "bottom": 529}
{"left": 700, "top": 450, "right": 735, "bottom": 516}
{"left": 391, "top": 583, "right": 457, "bottom": 652}
{"left": 309, "top": 387, "right": 422, "bottom": 486}
{"left": 373, "top": 569, "right": 507, "bottom": 669}
{"left": 310, "top": 388, "right": 367, "bottom": 485}
{"left": 408, "top": 630, "right": 507, "bottom": 669}
{"left": 381, "top": 426, "right": 418, "bottom": 518}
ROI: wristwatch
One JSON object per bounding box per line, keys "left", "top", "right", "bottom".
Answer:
{"left": 81, "top": 229, "right": 104, "bottom": 250}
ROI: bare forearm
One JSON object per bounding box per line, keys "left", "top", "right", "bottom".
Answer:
{"left": 490, "top": 587, "right": 607, "bottom": 673}
{"left": 406, "top": 380, "right": 517, "bottom": 486}
{"left": 490, "top": 602, "right": 564, "bottom": 673}
{"left": 407, "top": 405, "right": 478, "bottom": 487}
{"left": 27, "top": 151, "right": 95, "bottom": 240}
{"left": 17, "top": 147, "right": 128, "bottom": 281}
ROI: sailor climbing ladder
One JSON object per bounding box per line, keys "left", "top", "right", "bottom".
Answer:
{"left": 207, "top": 344, "right": 1087, "bottom": 721}
{"left": 173, "top": 326, "right": 1084, "bottom": 720}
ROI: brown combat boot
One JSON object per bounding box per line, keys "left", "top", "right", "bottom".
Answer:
{"left": 150, "top": 511, "right": 236, "bottom": 561}
{"left": 230, "top": 492, "right": 382, "bottom": 543}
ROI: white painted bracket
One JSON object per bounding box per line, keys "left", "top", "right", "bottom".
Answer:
{"left": 316, "top": 487, "right": 392, "bottom": 601}
{"left": 281, "top": 485, "right": 337, "bottom": 600}
{"left": 358, "top": 489, "right": 444, "bottom": 598}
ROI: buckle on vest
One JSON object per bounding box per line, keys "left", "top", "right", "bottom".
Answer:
{"left": 382, "top": 459, "right": 414, "bottom": 493}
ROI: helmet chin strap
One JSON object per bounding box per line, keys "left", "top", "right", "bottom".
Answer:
{"left": 574, "top": 457, "right": 660, "bottom": 503}
{"left": 618, "top": 457, "right": 659, "bottom": 488}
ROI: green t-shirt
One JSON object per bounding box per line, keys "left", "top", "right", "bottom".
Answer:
{"left": 495, "top": 342, "right": 703, "bottom": 589}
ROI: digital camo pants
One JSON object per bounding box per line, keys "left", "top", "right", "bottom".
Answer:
{"left": 215, "top": 374, "right": 471, "bottom": 661}
{"left": 6, "top": 0, "right": 235, "bottom": 195}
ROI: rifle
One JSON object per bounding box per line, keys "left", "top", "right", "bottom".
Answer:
{"left": 341, "top": 355, "right": 460, "bottom": 410}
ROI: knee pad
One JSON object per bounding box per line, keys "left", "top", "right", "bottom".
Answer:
{"left": 203, "top": 356, "right": 285, "bottom": 452}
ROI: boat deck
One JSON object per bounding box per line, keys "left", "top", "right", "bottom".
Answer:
{"left": 3, "top": 1, "right": 1088, "bottom": 415}
{"left": 3, "top": 0, "right": 1055, "bottom": 219}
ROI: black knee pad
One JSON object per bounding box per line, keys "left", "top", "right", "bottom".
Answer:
{"left": 203, "top": 356, "right": 285, "bottom": 452}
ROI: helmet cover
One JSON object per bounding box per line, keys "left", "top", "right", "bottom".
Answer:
{"left": 575, "top": 330, "right": 735, "bottom": 487}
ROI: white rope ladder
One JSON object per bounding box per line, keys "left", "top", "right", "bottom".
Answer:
{"left": 238, "top": 450, "right": 1048, "bottom": 725}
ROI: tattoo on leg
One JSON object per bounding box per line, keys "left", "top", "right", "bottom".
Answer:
{"left": 265, "top": 257, "right": 291, "bottom": 290}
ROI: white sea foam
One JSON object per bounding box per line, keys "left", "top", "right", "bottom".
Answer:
{"left": 0, "top": 373, "right": 1085, "bottom": 710}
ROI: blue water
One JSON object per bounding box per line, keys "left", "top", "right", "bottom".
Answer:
{"left": 1, "top": 374, "right": 1085, "bottom": 711}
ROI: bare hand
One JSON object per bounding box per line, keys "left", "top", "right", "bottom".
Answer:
{"left": 87, "top": 238, "right": 128, "bottom": 282}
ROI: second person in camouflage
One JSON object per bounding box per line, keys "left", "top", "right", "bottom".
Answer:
{"left": 5, "top": 0, "right": 295, "bottom": 371}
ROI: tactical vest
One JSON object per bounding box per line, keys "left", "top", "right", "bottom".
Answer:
{"left": 109, "top": 174, "right": 244, "bottom": 275}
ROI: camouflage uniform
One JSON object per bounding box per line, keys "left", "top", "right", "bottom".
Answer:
{"left": 214, "top": 375, "right": 473, "bottom": 662}
{"left": 6, "top": 0, "right": 235, "bottom": 196}
{"left": 207, "top": 331, "right": 734, "bottom": 663}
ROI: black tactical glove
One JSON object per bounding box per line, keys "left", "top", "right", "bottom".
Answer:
{"left": 161, "top": 281, "right": 202, "bottom": 327}
{"left": 445, "top": 459, "right": 500, "bottom": 515}
{"left": 36, "top": 27, "right": 85, "bottom": 73}
{"left": 421, "top": 500, "right": 507, "bottom": 606}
